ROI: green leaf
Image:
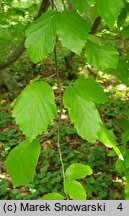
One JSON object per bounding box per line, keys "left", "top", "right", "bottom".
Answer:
{"left": 40, "top": 193, "right": 64, "bottom": 200}
{"left": 125, "top": 183, "right": 129, "bottom": 200}
{"left": 57, "top": 10, "right": 91, "bottom": 55}
{"left": 25, "top": 11, "right": 58, "bottom": 63}
{"left": 74, "top": 77, "right": 108, "bottom": 103}
{"left": 25, "top": 10, "right": 91, "bottom": 61}
{"left": 124, "top": 151, "right": 129, "bottom": 169}
{"left": 120, "top": 118, "right": 129, "bottom": 131}
{"left": 5, "top": 139, "right": 40, "bottom": 187}
{"left": 65, "top": 163, "right": 92, "bottom": 180}
{"left": 105, "top": 60, "right": 129, "bottom": 86}
{"left": 69, "top": 0, "right": 89, "bottom": 13}
{"left": 95, "top": 0, "right": 124, "bottom": 26}
{"left": 86, "top": 40, "right": 119, "bottom": 70}
{"left": 117, "top": 8, "right": 127, "bottom": 28}
{"left": 64, "top": 179, "right": 86, "bottom": 200}
{"left": 98, "top": 124, "right": 117, "bottom": 148}
{"left": 122, "top": 130, "right": 129, "bottom": 146}
{"left": 63, "top": 84, "right": 101, "bottom": 143}
{"left": 115, "top": 159, "right": 125, "bottom": 174}
{"left": 98, "top": 124, "right": 123, "bottom": 159}
{"left": 121, "top": 25, "right": 129, "bottom": 39}
{"left": 116, "top": 60, "right": 129, "bottom": 85}
{"left": 12, "top": 81, "right": 57, "bottom": 142}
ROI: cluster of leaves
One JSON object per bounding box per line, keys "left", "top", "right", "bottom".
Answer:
{"left": 5, "top": 76, "right": 122, "bottom": 190}
{"left": 0, "top": 118, "right": 124, "bottom": 199}
{"left": 0, "top": 93, "right": 126, "bottom": 200}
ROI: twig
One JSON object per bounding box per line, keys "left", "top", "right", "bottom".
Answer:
{"left": 90, "top": 16, "right": 101, "bottom": 35}
{"left": 54, "top": 46, "right": 65, "bottom": 182}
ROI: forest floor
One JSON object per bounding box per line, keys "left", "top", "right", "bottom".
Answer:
{"left": 0, "top": 50, "right": 129, "bottom": 200}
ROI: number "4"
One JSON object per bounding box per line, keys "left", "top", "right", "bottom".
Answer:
{"left": 117, "top": 203, "right": 123, "bottom": 211}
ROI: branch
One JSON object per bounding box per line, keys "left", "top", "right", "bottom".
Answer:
{"left": 36, "top": 0, "right": 50, "bottom": 18}
{"left": 90, "top": 16, "right": 101, "bottom": 35}
{"left": 0, "top": 40, "right": 25, "bottom": 70}
{"left": 0, "top": 0, "right": 50, "bottom": 71}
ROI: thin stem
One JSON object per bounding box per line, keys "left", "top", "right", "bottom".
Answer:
{"left": 54, "top": 47, "right": 65, "bottom": 182}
